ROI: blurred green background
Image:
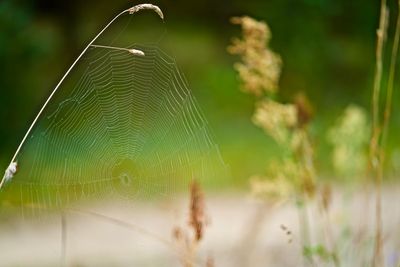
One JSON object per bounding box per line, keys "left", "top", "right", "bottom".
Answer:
{"left": 0, "top": 0, "right": 398, "bottom": 187}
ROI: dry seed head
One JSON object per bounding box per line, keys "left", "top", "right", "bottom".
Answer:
{"left": 189, "top": 180, "right": 205, "bottom": 241}
{"left": 4, "top": 161, "right": 17, "bottom": 183}
{"left": 128, "top": 49, "right": 145, "bottom": 56}
{"left": 230, "top": 16, "right": 271, "bottom": 49}
{"left": 90, "top": 45, "right": 145, "bottom": 56}
{"left": 294, "top": 93, "right": 314, "bottom": 127}
{"left": 128, "top": 4, "right": 164, "bottom": 20}
{"left": 228, "top": 16, "right": 281, "bottom": 96}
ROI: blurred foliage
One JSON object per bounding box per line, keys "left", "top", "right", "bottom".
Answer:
{"left": 0, "top": 0, "right": 397, "bottom": 187}
{"left": 327, "top": 104, "right": 370, "bottom": 179}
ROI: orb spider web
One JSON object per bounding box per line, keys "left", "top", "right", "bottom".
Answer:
{"left": 0, "top": 4, "right": 226, "bottom": 218}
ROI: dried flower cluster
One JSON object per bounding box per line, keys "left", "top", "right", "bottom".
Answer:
{"left": 229, "top": 16, "right": 316, "bottom": 200}
{"left": 228, "top": 16, "right": 282, "bottom": 96}
{"left": 253, "top": 99, "right": 297, "bottom": 145}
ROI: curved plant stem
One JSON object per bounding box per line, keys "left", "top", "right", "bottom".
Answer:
{"left": 0, "top": 4, "right": 163, "bottom": 189}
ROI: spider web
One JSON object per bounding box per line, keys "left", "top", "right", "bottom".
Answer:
{"left": 0, "top": 38, "right": 226, "bottom": 216}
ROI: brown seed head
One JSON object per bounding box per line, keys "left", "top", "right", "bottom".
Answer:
{"left": 189, "top": 180, "right": 205, "bottom": 241}
{"left": 294, "top": 93, "right": 314, "bottom": 127}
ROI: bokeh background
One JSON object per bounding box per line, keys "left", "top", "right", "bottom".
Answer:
{"left": 0, "top": 0, "right": 397, "bottom": 187}
{"left": 3, "top": 1, "right": 400, "bottom": 267}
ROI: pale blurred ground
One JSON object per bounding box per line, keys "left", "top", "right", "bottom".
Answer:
{"left": 1, "top": 185, "right": 400, "bottom": 267}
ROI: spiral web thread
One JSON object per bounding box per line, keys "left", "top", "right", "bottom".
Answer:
{"left": 0, "top": 44, "right": 226, "bottom": 216}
